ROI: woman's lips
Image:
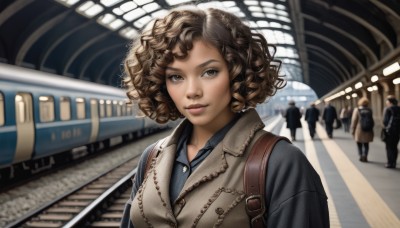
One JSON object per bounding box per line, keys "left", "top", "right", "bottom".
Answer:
{"left": 186, "top": 104, "right": 207, "bottom": 115}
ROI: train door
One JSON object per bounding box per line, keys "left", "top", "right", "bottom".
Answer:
{"left": 14, "top": 93, "right": 35, "bottom": 163}
{"left": 89, "top": 99, "right": 99, "bottom": 143}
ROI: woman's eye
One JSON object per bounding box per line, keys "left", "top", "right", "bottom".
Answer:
{"left": 167, "top": 74, "right": 183, "bottom": 82}
{"left": 203, "top": 69, "right": 218, "bottom": 77}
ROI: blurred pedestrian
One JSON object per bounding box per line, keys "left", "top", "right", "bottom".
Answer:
{"left": 284, "top": 100, "right": 302, "bottom": 141}
{"left": 350, "top": 97, "right": 374, "bottom": 162}
{"left": 382, "top": 95, "right": 400, "bottom": 168}
{"left": 340, "top": 105, "right": 352, "bottom": 132}
{"left": 322, "top": 101, "right": 337, "bottom": 138}
{"left": 305, "top": 102, "right": 320, "bottom": 139}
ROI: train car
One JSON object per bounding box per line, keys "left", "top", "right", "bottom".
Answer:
{"left": 0, "top": 63, "right": 164, "bottom": 179}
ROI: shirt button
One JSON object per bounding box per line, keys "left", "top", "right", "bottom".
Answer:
{"left": 182, "top": 166, "right": 188, "bottom": 173}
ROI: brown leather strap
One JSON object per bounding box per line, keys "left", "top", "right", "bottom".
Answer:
{"left": 244, "top": 132, "right": 289, "bottom": 228}
{"left": 144, "top": 138, "right": 166, "bottom": 176}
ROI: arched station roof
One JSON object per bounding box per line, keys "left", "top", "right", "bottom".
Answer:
{"left": 0, "top": 0, "right": 399, "bottom": 98}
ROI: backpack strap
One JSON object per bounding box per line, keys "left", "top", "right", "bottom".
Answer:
{"left": 244, "top": 132, "right": 289, "bottom": 228}
{"left": 144, "top": 138, "right": 166, "bottom": 176}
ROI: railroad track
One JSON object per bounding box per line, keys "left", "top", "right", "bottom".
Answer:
{"left": 6, "top": 157, "right": 139, "bottom": 228}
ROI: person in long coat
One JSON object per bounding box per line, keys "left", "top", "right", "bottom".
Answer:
{"left": 350, "top": 97, "right": 374, "bottom": 162}
{"left": 322, "top": 101, "right": 337, "bottom": 138}
{"left": 382, "top": 95, "right": 400, "bottom": 168}
{"left": 305, "top": 102, "right": 320, "bottom": 139}
{"left": 284, "top": 100, "right": 302, "bottom": 141}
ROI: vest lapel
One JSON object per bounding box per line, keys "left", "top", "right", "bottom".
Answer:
{"left": 151, "top": 143, "right": 177, "bottom": 216}
{"left": 175, "top": 142, "right": 227, "bottom": 203}
{"left": 173, "top": 109, "right": 265, "bottom": 204}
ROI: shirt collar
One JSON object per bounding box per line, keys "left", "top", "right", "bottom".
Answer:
{"left": 175, "top": 115, "right": 239, "bottom": 164}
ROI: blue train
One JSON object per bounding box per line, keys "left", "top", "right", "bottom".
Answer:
{"left": 0, "top": 63, "right": 169, "bottom": 180}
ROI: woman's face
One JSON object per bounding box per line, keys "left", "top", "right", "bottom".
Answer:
{"left": 165, "top": 39, "right": 234, "bottom": 131}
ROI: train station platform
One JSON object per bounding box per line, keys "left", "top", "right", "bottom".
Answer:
{"left": 263, "top": 115, "right": 400, "bottom": 228}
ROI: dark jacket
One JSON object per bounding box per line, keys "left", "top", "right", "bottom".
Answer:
{"left": 383, "top": 105, "right": 400, "bottom": 135}
{"left": 285, "top": 106, "right": 302, "bottom": 129}
{"left": 305, "top": 107, "right": 320, "bottom": 123}
{"left": 322, "top": 105, "right": 337, "bottom": 124}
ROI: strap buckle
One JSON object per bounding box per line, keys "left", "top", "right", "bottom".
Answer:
{"left": 245, "top": 194, "right": 265, "bottom": 220}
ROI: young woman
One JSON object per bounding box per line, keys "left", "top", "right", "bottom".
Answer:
{"left": 121, "top": 6, "right": 329, "bottom": 227}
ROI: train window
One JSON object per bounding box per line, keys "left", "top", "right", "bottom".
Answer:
{"left": 76, "top": 98, "right": 86, "bottom": 119}
{"left": 39, "top": 96, "right": 55, "bottom": 122}
{"left": 60, "top": 97, "right": 71, "bottom": 121}
{"left": 121, "top": 101, "right": 126, "bottom": 116}
{"left": 15, "top": 94, "right": 29, "bottom": 123}
{"left": 116, "top": 101, "right": 122, "bottom": 116}
{"left": 112, "top": 100, "right": 119, "bottom": 116}
{"left": 99, "top": 100, "right": 105, "bottom": 118}
{"left": 126, "top": 103, "right": 133, "bottom": 116}
{"left": 0, "top": 93, "right": 4, "bottom": 126}
{"left": 106, "top": 100, "right": 112, "bottom": 117}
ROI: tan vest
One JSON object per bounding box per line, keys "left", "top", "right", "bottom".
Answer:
{"left": 131, "top": 109, "right": 265, "bottom": 227}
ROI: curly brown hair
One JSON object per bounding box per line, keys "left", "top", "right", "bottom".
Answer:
{"left": 124, "top": 6, "right": 285, "bottom": 124}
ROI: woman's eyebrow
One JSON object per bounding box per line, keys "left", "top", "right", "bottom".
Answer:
{"left": 196, "top": 59, "right": 219, "bottom": 69}
{"left": 165, "top": 59, "right": 219, "bottom": 72}
{"left": 165, "top": 66, "right": 180, "bottom": 71}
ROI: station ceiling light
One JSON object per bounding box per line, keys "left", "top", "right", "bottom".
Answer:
{"left": 370, "top": 75, "right": 378, "bottom": 82}
{"left": 383, "top": 61, "right": 400, "bottom": 76}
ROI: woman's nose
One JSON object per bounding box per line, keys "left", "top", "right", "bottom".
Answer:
{"left": 185, "top": 78, "right": 202, "bottom": 99}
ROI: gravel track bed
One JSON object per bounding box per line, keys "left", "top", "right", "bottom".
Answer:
{"left": 0, "top": 130, "right": 171, "bottom": 227}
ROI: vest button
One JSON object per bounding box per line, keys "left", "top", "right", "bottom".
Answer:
{"left": 215, "top": 207, "right": 224, "bottom": 215}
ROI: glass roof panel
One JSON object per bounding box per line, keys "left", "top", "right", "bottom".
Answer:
{"left": 56, "top": 0, "right": 80, "bottom": 6}
{"left": 98, "top": 13, "right": 116, "bottom": 25}
{"left": 143, "top": 2, "right": 160, "bottom": 12}
{"left": 261, "top": 2, "right": 274, "bottom": 7}
{"left": 123, "top": 8, "right": 146, "bottom": 22}
{"left": 77, "top": 1, "right": 94, "bottom": 12}
{"left": 109, "top": 18, "right": 125, "bottom": 30}
{"left": 252, "top": 12, "right": 265, "bottom": 18}
{"left": 133, "top": 0, "right": 153, "bottom": 6}
{"left": 166, "top": 0, "right": 191, "bottom": 5}
{"left": 277, "top": 10, "right": 288, "bottom": 16}
{"left": 270, "top": 22, "right": 282, "bottom": 28}
{"left": 263, "top": 7, "right": 276, "bottom": 14}
{"left": 257, "top": 21, "right": 269, "bottom": 27}
{"left": 222, "top": 1, "right": 236, "bottom": 7}
{"left": 55, "top": 0, "right": 302, "bottom": 81}
{"left": 249, "top": 6, "right": 262, "bottom": 12}
{"left": 152, "top": 9, "right": 169, "bottom": 18}
{"left": 276, "top": 4, "right": 286, "bottom": 10}
{"left": 112, "top": 7, "right": 124, "bottom": 15}
{"left": 120, "top": 27, "right": 138, "bottom": 39}
{"left": 85, "top": 4, "right": 104, "bottom": 17}
{"left": 100, "top": 0, "right": 123, "bottom": 7}
{"left": 120, "top": 1, "right": 137, "bottom": 12}
{"left": 244, "top": 0, "right": 258, "bottom": 5}
{"left": 134, "top": 15, "right": 153, "bottom": 28}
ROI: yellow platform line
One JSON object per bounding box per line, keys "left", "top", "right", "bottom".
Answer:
{"left": 279, "top": 121, "right": 291, "bottom": 139}
{"left": 301, "top": 119, "right": 341, "bottom": 228}
{"left": 263, "top": 115, "right": 282, "bottom": 132}
{"left": 316, "top": 123, "right": 400, "bottom": 227}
